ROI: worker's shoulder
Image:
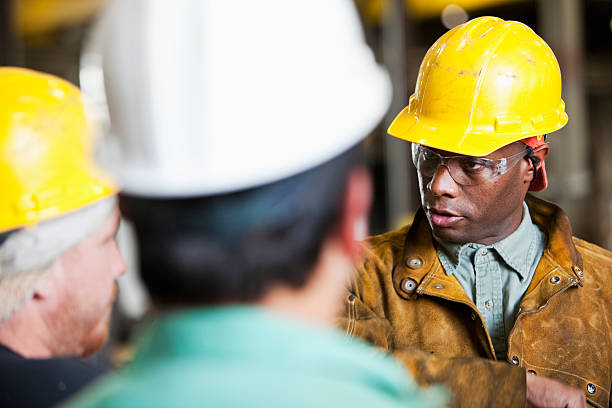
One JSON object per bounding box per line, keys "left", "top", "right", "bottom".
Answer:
{"left": 363, "top": 223, "right": 411, "bottom": 255}
{"left": 573, "top": 236, "right": 612, "bottom": 263}
{"left": 573, "top": 237, "right": 612, "bottom": 280}
{"left": 356, "top": 224, "right": 414, "bottom": 275}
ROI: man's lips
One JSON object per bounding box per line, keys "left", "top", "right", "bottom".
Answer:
{"left": 427, "top": 208, "right": 464, "bottom": 227}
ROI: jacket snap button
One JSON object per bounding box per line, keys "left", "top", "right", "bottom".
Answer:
{"left": 527, "top": 370, "right": 536, "bottom": 375}
{"left": 348, "top": 294, "right": 356, "bottom": 302}
{"left": 573, "top": 266, "right": 583, "bottom": 277}
{"left": 550, "top": 276, "right": 560, "bottom": 284}
{"left": 406, "top": 257, "right": 424, "bottom": 269}
{"left": 587, "top": 383, "right": 596, "bottom": 394}
{"left": 433, "top": 284, "right": 444, "bottom": 290}
{"left": 511, "top": 356, "right": 519, "bottom": 365}
{"left": 401, "top": 278, "right": 418, "bottom": 294}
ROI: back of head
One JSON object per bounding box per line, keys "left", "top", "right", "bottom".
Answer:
{"left": 120, "top": 145, "right": 363, "bottom": 304}
{"left": 84, "top": 0, "right": 391, "bottom": 304}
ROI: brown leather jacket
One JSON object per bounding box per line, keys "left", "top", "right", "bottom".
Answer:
{"left": 342, "top": 195, "right": 612, "bottom": 407}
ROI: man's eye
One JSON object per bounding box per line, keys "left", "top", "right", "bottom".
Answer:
{"left": 461, "top": 158, "right": 485, "bottom": 171}
{"left": 422, "top": 150, "right": 434, "bottom": 160}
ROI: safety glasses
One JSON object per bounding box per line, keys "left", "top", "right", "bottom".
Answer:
{"left": 411, "top": 143, "right": 536, "bottom": 186}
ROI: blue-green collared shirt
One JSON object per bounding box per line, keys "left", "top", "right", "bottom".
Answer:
{"left": 434, "top": 202, "right": 546, "bottom": 360}
{"left": 64, "top": 306, "right": 446, "bottom": 407}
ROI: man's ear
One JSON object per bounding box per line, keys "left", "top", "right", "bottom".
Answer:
{"left": 525, "top": 145, "right": 549, "bottom": 183}
{"left": 338, "top": 167, "right": 372, "bottom": 259}
{"left": 533, "top": 145, "right": 549, "bottom": 165}
{"left": 31, "top": 263, "right": 61, "bottom": 302}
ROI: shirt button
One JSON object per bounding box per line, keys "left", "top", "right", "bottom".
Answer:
{"left": 587, "top": 383, "right": 596, "bottom": 394}
{"left": 511, "top": 356, "right": 519, "bottom": 365}
{"left": 479, "top": 248, "right": 488, "bottom": 256}
{"left": 484, "top": 300, "right": 493, "bottom": 309}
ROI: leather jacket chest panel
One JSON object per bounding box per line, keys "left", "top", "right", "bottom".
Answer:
{"left": 512, "top": 290, "right": 611, "bottom": 408}
{"left": 386, "top": 293, "right": 494, "bottom": 359}
{"left": 508, "top": 249, "right": 612, "bottom": 408}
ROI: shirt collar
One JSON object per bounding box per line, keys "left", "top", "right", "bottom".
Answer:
{"left": 434, "top": 202, "right": 536, "bottom": 281}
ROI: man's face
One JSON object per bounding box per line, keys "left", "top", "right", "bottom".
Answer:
{"left": 417, "top": 142, "right": 533, "bottom": 245}
{"left": 52, "top": 206, "right": 126, "bottom": 356}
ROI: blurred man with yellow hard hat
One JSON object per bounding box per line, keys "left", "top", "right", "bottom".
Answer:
{"left": 0, "top": 68, "right": 125, "bottom": 408}
{"left": 343, "top": 16, "right": 611, "bottom": 407}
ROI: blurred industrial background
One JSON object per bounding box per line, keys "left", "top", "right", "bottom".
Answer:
{"left": 1, "top": 0, "right": 612, "bottom": 354}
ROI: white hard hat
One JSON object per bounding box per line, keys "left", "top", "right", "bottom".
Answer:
{"left": 81, "top": 0, "right": 391, "bottom": 197}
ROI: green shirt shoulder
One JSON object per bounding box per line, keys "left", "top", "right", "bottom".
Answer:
{"left": 64, "top": 307, "right": 445, "bottom": 408}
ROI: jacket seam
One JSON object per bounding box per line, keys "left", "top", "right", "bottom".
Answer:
{"left": 346, "top": 295, "right": 393, "bottom": 351}
{"left": 346, "top": 298, "right": 356, "bottom": 336}
{"left": 522, "top": 360, "right": 610, "bottom": 394}
{"left": 418, "top": 262, "right": 441, "bottom": 289}
{"left": 520, "top": 322, "right": 524, "bottom": 365}
{"left": 521, "top": 278, "right": 576, "bottom": 317}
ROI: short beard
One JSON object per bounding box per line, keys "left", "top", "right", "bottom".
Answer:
{"left": 48, "top": 284, "right": 117, "bottom": 357}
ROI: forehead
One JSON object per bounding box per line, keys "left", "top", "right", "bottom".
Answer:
{"left": 97, "top": 206, "right": 121, "bottom": 237}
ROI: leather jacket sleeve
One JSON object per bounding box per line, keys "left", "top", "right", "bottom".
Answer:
{"left": 341, "top": 237, "right": 528, "bottom": 408}
{"left": 342, "top": 294, "right": 526, "bottom": 407}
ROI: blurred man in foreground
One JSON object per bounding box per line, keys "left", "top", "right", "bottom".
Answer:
{"left": 344, "top": 16, "right": 610, "bottom": 408}
{"left": 65, "top": 0, "right": 445, "bottom": 407}
{"left": 0, "top": 67, "right": 125, "bottom": 408}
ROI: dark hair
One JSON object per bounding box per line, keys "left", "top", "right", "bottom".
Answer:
{"left": 120, "top": 144, "right": 364, "bottom": 305}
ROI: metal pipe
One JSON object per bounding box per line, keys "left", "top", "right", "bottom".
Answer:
{"left": 382, "top": 0, "right": 413, "bottom": 229}
{"left": 537, "top": 0, "right": 590, "bottom": 233}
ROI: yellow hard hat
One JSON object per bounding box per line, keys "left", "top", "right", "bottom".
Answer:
{"left": 388, "top": 16, "right": 568, "bottom": 156}
{"left": 0, "top": 67, "right": 115, "bottom": 233}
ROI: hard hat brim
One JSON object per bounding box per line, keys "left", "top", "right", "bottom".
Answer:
{"left": 388, "top": 106, "right": 568, "bottom": 156}
{"left": 0, "top": 174, "right": 116, "bottom": 234}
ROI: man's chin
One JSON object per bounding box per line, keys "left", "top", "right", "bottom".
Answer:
{"left": 82, "top": 285, "right": 119, "bottom": 356}
{"left": 82, "top": 311, "right": 112, "bottom": 356}
{"left": 430, "top": 224, "right": 470, "bottom": 244}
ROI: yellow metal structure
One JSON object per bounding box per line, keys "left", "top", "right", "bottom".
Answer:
{"left": 16, "top": 0, "right": 106, "bottom": 37}
{"left": 0, "top": 67, "right": 115, "bottom": 233}
{"left": 355, "top": 0, "right": 524, "bottom": 24}
{"left": 388, "top": 16, "right": 568, "bottom": 156}
{"left": 405, "top": 0, "right": 526, "bottom": 18}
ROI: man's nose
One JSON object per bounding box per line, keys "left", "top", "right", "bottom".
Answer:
{"left": 112, "top": 242, "right": 127, "bottom": 279}
{"left": 427, "top": 164, "right": 459, "bottom": 197}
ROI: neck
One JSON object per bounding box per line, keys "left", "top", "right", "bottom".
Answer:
{"left": 258, "top": 239, "right": 349, "bottom": 327}
{"left": 477, "top": 203, "right": 524, "bottom": 246}
{"left": 0, "top": 303, "right": 56, "bottom": 358}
